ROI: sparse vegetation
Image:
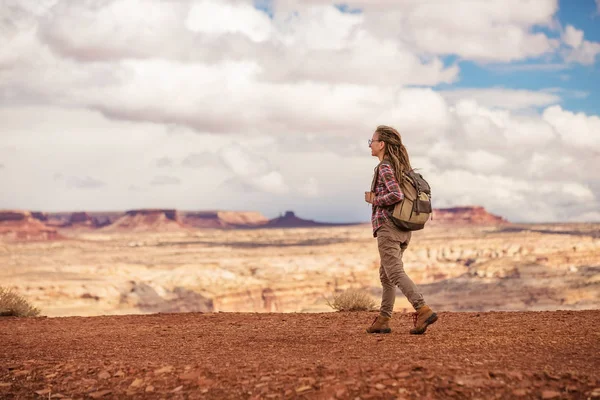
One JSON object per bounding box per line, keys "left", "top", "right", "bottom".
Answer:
{"left": 326, "top": 288, "right": 377, "bottom": 312}
{"left": 0, "top": 286, "right": 40, "bottom": 317}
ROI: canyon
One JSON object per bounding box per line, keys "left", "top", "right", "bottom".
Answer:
{"left": 0, "top": 207, "right": 597, "bottom": 317}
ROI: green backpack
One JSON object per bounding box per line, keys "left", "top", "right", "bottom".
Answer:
{"left": 371, "top": 160, "right": 433, "bottom": 231}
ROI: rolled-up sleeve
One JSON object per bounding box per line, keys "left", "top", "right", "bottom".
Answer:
{"left": 373, "top": 164, "right": 404, "bottom": 206}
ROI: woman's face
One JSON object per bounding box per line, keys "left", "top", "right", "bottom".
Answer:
{"left": 369, "top": 133, "right": 384, "bottom": 157}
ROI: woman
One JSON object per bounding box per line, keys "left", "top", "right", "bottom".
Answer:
{"left": 364, "top": 125, "right": 437, "bottom": 335}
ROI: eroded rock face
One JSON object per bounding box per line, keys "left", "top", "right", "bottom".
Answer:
{"left": 430, "top": 206, "right": 507, "bottom": 225}
{"left": 0, "top": 210, "right": 29, "bottom": 221}
{"left": 31, "top": 212, "right": 48, "bottom": 222}
{"left": 101, "top": 209, "right": 187, "bottom": 233}
{"left": 3, "top": 222, "right": 599, "bottom": 316}
{"left": 0, "top": 210, "right": 61, "bottom": 241}
{"left": 182, "top": 211, "right": 269, "bottom": 229}
{"left": 69, "top": 212, "right": 95, "bottom": 225}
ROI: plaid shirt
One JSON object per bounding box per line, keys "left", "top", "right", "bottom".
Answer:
{"left": 371, "top": 162, "right": 404, "bottom": 237}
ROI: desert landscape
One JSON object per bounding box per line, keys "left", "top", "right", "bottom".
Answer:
{"left": 1, "top": 207, "right": 599, "bottom": 399}
{"left": 1, "top": 207, "right": 598, "bottom": 317}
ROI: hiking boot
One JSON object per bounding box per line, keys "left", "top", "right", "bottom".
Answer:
{"left": 366, "top": 315, "right": 391, "bottom": 334}
{"left": 409, "top": 305, "right": 437, "bottom": 335}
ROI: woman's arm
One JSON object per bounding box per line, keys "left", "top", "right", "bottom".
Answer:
{"left": 373, "top": 163, "right": 404, "bottom": 206}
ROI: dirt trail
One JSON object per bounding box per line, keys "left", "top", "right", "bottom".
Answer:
{"left": 1, "top": 310, "right": 599, "bottom": 399}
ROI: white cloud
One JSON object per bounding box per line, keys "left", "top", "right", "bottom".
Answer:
{"left": 65, "top": 176, "right": 106, "bottom": 189}
{"left": 561, "top": 24, "right": 600, "bottom": 65}
{"left": 155, "top": 157, "right": 174, "bottom": 168}
{"left": 543, "top": 106, "right": 600, "bottom": 150}
{"left": 343, "top": 0, "right": 560, "bottom": 62}
{"left": 563, "top": 25, "right": 584, "bottom": 48}
{"left": 186, "top": 1, "right": 273, "bottom": 42}
{"left": 219, "top": 143, "right": 289, "bottom": 195}
{"left": 441, "top": 88, "right": 561, "bottom": 111}
{"left": 150, "top": 176, "right": 181, "bottom": 186}
{"left": 181, "top": 152, "right": 222, "bottom": 169}
{"left": 0, "top": 0, "right": 599, "bottom": 222}
{"left": 463, "top": 150, "right": 507, "bottom": 174}
{"left": 298, "top": 177, "right": 320, "bottom": 198}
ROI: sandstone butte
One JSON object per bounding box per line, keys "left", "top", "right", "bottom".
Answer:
{"left": 0, "top": 210, "right": 61, "bottom": 241}
{"left": 0, "top": 206, "right": 507, "bottom": 240}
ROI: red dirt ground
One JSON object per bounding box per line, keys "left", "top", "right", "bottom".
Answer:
{"left": 1, "top": 311, "right": 599, "bottom": 399}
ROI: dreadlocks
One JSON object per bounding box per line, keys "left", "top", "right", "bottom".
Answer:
{"left": 374, "top": 125, "right": 412, "bottom": 186}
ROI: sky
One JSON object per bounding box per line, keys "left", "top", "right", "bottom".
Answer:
{"left": 0, "top": 0, "right": 599, "bottom": 223}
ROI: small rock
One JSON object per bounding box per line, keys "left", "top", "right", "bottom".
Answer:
{"left": 145, "top": 385, "right": 154, "bottom": 392}
{"left": 129, "top": 378, "right": 144, "bottom": 388}
{"left": 171, "top": 386, "right": 183, "bottom": 393}
{"left": 35, "top": 389, "right": 51, "bottom": 396}
{"left": 507, "top": 371, "right": 523, "bottom": 380}
{"left": 512, "top": 389, "right": 527, "bottom": 396}
{"left": 544, "top": 371, "right": 560, "bottom": 381}
{"left": 45, "top": 373, "right": 58, "bottom": 379}
{"left": 590, "top": 388, "right": 600, "bottom": 398}
{"left": 97, "top": 371, "right": 111, "bottom": 380}
{"left": 113, "top": 370, "right": 125, "bottom": 378}
{"left": 154, "top": 366, "right": 174, "bottom": 375}
{"left": 375, "top": 383, "right": 385, "bottom": 390}
{"left": 50, "top": 394, "right": 66, "bottom": 399}
{"left": 541, "top": 390, "right": 561, "bottom": 399}
{"left": 296, "top": 385, "right": 313, "bottom": 394}
{"left": 0, "top": 383, "right": 12, "bottom": 388}
{"left": 88, "top": 390, "right": 112, "bottom": 398}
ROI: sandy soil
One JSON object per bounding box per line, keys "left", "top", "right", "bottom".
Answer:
{"left": 1, "top": 310, "right": 599, "bottom": 399}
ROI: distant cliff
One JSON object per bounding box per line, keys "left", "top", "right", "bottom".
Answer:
{"left": 431, "top": 206, "right": 508, "bottom": 225}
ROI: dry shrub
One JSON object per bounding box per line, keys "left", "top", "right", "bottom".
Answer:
{"left": 0, "top": 286, "right": 41, "bottom": 317}
{"left": 326, "top": 288, "right": 377, "bottom": 312}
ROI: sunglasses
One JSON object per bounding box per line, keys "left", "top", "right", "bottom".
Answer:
{"left": 368, "top": 139, "right": 382, "bottom": 146}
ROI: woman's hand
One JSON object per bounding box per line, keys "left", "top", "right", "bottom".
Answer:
{"left": 364, "top": 191, "right": 375, "bottom": 204}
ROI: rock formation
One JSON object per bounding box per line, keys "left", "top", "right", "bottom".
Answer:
{"left": 182, "top": 211, "right": 269, "bottom": 228}
{"left": 264, "top": 211, "right": 352, "bottom": 228}
{"left": 30, "top": 212, "right": 48, "bottom": 222}
{"left": 65, "top": 212, "right": 100, "bottom": 229}
{"left": 101, "top": 209, "right": 188, "bottom": 233}
{"left": 430, "top": 206, "right": 508, "bottom": 225}
{"left": 0, "top": 210, "right": 61, "bottom": 241}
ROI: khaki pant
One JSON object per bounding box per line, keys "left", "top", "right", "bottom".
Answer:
{"left": 376, "top": 220, "right": 425, "bottom": 317}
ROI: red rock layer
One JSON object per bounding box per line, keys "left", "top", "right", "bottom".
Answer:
{"left": 0, "top": 210, "right": 61, "bottom": 241}
{"left": 100, "top": 209, "right": 187, "bottom": 233}
{"left": 431, "top": 206, "right": 508, "bottom": 225}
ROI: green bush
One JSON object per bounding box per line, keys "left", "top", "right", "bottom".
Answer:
{"left": 326, "top": 288, "right": 377, "bottom": 312}
{"left": 0, "top": 286, "right": 41, "bottom": 317}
